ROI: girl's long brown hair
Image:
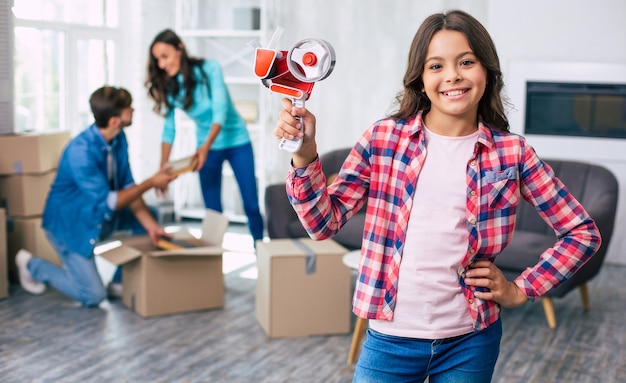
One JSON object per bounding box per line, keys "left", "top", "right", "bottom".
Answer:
{"left": 391, "top": 10, "right": 510, "bottom": 132}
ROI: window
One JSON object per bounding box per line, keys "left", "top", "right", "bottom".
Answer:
{"left": 13, "top": 0, "right": 119, "bottom": 135}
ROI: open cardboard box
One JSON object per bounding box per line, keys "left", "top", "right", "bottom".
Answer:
{"left": 96, "top": 209, "right": 229, "bottom": 318}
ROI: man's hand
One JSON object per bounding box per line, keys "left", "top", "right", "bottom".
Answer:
{"left": 151, "top": 166, "right": 176, "bottom": 190}
{"left": 463, "top": 260, "right": 529, "bottom": 308}
{"left": 147, "top": 225, "right": 170, "bottom": 247}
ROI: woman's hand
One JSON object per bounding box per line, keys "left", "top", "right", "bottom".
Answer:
{"left": 275, "top": 98, "right": 318, "bottom": 167}
{"left": 464, "top": 260, "right": 529, "bottom": 308}
{"left": 194, "top": 148, "right": 207, "bottom": 172}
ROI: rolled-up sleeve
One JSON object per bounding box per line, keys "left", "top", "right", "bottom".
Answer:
{"left": 204, "top": 61, "right": 229, "bottom": 126}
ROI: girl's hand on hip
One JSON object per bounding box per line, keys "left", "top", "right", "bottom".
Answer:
{"left": 464, "top": 260, "right": 528, "bottom": 308}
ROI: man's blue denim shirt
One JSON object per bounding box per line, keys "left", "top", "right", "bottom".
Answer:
{"left": 42, "top": 124, "right": 135, "bottom": 258}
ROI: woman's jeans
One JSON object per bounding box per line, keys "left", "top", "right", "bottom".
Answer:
{"left": 28, "top": 207, "right": 149, "bottom": 306}
{"left": 198, "top": 142, "right": 264, "bottom": 242}
{"left": 353, "top": 319, "right": 502, "bottom": 383}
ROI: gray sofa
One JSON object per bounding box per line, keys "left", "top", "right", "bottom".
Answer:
{"left": 265, "top": 148, "right": 365, "bottom": 250}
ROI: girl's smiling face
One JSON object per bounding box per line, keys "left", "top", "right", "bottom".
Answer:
{"left": 151, "top": 42, "right": 182, "bottom": 77}
{"left": 421, "top": 29, "right": 487, "bottom": 130}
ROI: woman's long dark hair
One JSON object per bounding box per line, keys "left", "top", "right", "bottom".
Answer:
{"left": 145, "top": 29, "right": 204, "bottom": 115}
{"left": 391, "top": 10, "right": 510, "bottom": 132}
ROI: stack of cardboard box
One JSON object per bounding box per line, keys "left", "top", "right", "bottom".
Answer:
{"left": 0, "top": 131, "right": 70, "bottom": 283}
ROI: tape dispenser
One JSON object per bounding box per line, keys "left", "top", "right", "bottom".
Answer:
{"left": 253, "top": 27, "right": 336, "bottom": 152}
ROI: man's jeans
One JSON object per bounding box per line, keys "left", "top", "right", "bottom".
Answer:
{"left": 29, "top": 207, "right": 150, "bottom": 306}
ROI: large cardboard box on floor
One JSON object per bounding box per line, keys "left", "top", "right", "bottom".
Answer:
{"left": 255, "top": 238, "right": 351, "bottom": 338}
{"left": 6, "top": 216, "right": 59, "bottom": 283}
{"left": 96, "top": 209, "right": 229, "bottom": 318}
{"left": 0, "top": 170, "right": 55, "bottom": 217}
{"left": 0, "top": 208, "right": 7, "bottom": 299}
{"left": 0, "top": 130, "right": 69, "bottom": 175}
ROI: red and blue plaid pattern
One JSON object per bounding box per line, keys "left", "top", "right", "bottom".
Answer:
{"left": 287, "top": 111, "right": 600, "bottom": 331}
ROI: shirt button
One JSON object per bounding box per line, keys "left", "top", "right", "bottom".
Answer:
{"left": 468, "top": 298, "right": 474, "bottom": 304}
{"left": 470, "top": 191, "right": 476, "bottom": 196}
{"left": 469, "top": 218, "right": 476, "bottom": 225}
{"left": 89, "top": 239, "right": 96, "bottom": 245}
{"left": 469, "top": 249, "right": 475, "bottom": 255}
{"left": 470, "top": 160, "right": 476, "bottom": 166}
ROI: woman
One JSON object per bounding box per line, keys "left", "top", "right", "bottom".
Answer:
{"left": 146, "top": 29, "right": 264, "bottom": 243}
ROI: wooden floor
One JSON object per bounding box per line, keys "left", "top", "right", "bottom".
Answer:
{"left": 1, "top": 223, "right": 625, "bottom": 383}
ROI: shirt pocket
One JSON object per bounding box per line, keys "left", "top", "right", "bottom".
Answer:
{"left": 484, "top": 167, "right": 520, "bottom": 208}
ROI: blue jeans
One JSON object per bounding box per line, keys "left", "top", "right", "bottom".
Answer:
{"left": 198, "top": 142, "right": 264, "bottom": 242}
{"left": 353, "top": 320, "right": 502, "bottom": 383}
{"left": 29, "top": 207, "right": 149, "bottom": 306}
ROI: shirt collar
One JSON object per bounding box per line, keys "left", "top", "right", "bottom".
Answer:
{"left": 476, "top": 118, "right": 496, "bottom": 150}
{"left": 407, "top": 111, "right": 497, "bottom": 149}
{"left": 89, "top": 124, "right": 107, "bottom": 146}
{"left": 89, "top": 123, "right": 119, "bottom": 150}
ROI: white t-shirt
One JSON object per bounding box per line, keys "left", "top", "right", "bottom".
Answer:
{"left": 369, "top": 126, "right": 478, "bottom": 339}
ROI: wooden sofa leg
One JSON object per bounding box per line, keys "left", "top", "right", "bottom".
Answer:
{"left": 579, "top": 283, "right": 590, "bottom": 311}
{"left": 347, "top": 317, "right": 367, "bottom": 365}
{"left": 541, "top": 297, "right": 557, "bottom": 329}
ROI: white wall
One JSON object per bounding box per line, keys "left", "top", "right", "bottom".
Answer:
{"left": 127, "top": 0, "right": 626, "bottom": 263}
{"left": 488, "top": 1, "right": 626, "bottom": 265}
{"left": 118, "top": 1, "right": 177, "bottom": 204}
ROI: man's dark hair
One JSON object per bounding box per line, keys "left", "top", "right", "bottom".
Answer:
{"left": 89, "top": 86, "right": 133, "bottom": 128}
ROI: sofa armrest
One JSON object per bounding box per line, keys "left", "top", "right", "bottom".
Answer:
{"left": 265, "top": 183, "right": 299, "bottom": 239}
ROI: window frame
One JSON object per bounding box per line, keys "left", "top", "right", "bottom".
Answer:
{"left": 14, "top": 11, "right": 121, "bottom": 136}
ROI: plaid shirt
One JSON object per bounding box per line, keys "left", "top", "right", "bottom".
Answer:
{"left": 287, "top": 112, "right": 600, "bottom": 332}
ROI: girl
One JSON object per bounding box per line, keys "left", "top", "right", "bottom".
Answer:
{"left": 274, "top": 10, "right": 600, "bottom": 383}
{"left": 146, "top": 29, "right": 264, "bottom": 243}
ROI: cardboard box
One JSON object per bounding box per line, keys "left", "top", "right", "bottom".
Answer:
{"left": 0, "top": 130, "right": 69, "bottom": 175}
{"left": 6, "top": 216, "right": 60, "bottom": 283}
{"left": 0, "top": 170, "right": 55, "bottom": 217}
{"left": 96, "top": 209, "right": 229, "bottom": 318}
{"left": 255, "top": 238, "right": 352, "bottom": 338}
{"left": 0, "top": 208, "right": 7, "bottom": 299}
